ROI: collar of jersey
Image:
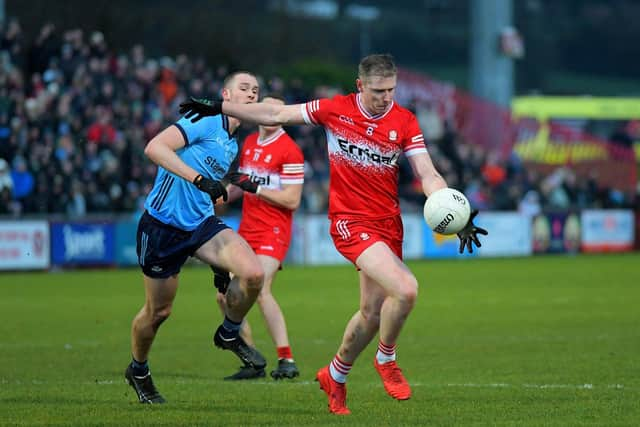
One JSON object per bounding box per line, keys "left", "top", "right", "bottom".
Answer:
{"left": 222, "top": 114, "right": 237, "bottom": 138}
{"left": 257, "top": 128, "right": 285, "bottom": 146}
{"left": 356, "top": 93, "right": 394, "bottom": 121}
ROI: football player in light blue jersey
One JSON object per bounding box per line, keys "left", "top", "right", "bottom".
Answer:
{"left": 125, "top": 71, "right": 267, "bottom": 404}
{"left": 143, "top": 112, "right": 239, "bottom": 229}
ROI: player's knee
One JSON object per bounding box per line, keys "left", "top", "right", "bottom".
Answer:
{"left": 244, "top": 265, "right": 264, "bottom": 293}
{"left": 151, "top": 306, "right": 172, "bottom": 331}
{"left": 256, "top": 288, "right": 271, "bottom": 305}
{"left": 397, "top": 275, "right": 418, "bottom": 308}
{"left": 360, "top": 307, "right": 381, "bottom": 328}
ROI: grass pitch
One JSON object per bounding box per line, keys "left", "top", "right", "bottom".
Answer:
{"left": 1, "top": 253, "right": 639, "bottom": 426}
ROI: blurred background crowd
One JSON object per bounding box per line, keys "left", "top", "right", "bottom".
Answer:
{"left": 0, "top": 16, "right": 637, "bottom": 219}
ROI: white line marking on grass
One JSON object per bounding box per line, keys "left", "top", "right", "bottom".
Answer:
{"left": 3, "top": 378, "right": 630, "bottom": 390}
{"left": 202, "top": 381, "right": 630, "bottom": 390}
{"left": 426, "top": 383, "right": 625, "bottom": 390}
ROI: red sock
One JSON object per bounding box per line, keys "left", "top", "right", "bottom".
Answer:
{"left": 277, "top": 346, "right": 293, "bottom": 360}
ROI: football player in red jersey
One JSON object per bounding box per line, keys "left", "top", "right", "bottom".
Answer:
{"left": 217, "top": 94, "right": 305, "bottom": 381}
{"left": 180, "top": 54, "right": 487, "bottom": 415}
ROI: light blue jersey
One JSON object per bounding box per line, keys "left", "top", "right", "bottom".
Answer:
{"left": 144, "top": 115, "right": 238, "bottom": 231}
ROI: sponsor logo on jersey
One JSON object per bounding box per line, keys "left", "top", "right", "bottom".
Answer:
{"left": 389, "top": 130, "right": 397, "bottom": 141}
{"left": 248, "top": 173, "right": 271, "bottom": 186}
{"left": 337, "top": 138, "right": 399, "bottom": 165}
{"left": 205, "top": 156, "right": 226, "bottom": 176}
{"left": 339, "top": 115, "right": 355, "bottom": 125}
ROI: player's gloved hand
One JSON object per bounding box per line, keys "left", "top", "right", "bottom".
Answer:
{"left": 179, "top": 97, "right": 222, "bottom": 123}
{"left": 193, "top": 174, "right": 228, "bottom": 203}
{"left": 211, "top": 266, "right": 231, "bottom": 294}
{"left": 227, "top": 172, "right": 260, "bottom": 194}
{"left": 457, "top": 210, "right": 488, "bottom": 254}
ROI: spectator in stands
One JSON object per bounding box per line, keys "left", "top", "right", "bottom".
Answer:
{"left": 518, "top": 190, "right": 542, "bottom": 218}
{"left": 0, "top": 158, "right": 14, "bottom": 214}
{"left": 66, "top": 179, "right": 87, "bottom": 218}
{"left": 9, "top": 154, "right": 33, "bottom": 201}
{"left": 86, "top": 106, "right": 117, "bottom": 145}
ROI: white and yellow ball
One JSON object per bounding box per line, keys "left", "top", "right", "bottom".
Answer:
{"left": 423, "top": 188, "right": 471, "bottom": 235}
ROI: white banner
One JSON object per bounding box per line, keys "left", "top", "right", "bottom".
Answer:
{"left": 475, "top": 212, "right": 533, "bottom": 257}
{"left": 581, "top": 210, "right": 634, "bottom": 252}
{"left": 402, "top": 214, "right": 424, "bottom": 260}
{"left": 303, "top": 215, "right": 348, "bottom": 265}
{"left": 0, "top": 221, "right": 50, "bottom": 270}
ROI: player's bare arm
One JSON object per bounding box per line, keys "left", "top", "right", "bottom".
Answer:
{"left": 179, "top": 96, "right": 305, "bottom": 126}
{"left": 407, "top": 151, "right": 448, "bottom": 196}
{"left": 144, "top": 125, "right": 200, "bottom": 182}
{"left": 145, "top": 125, "right": 227, "bottom": 203}
{"left": 256, "top": 183, "right": 303, "bottom": 211}
{"left": 228, "top": 171, "right": 302, "bottom": 210}
{"left": 222, "top": 101, "right": 306, "bottom": 126}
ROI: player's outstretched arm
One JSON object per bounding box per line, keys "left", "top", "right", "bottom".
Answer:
{"left": 179, "top": 96, "right": 306, "bottom": 126}
{"left": 224, "top": 100, "right": 305, "bottom": 126}
{"left": 456, "top": 210, "right": 488, "bottom": 254}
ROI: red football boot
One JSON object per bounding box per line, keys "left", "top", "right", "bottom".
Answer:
{"left": 315, "top": 365, "right": 351, "bottom": 415}
{"left": 374, "top": 359, "right": 411, "bottom": 400}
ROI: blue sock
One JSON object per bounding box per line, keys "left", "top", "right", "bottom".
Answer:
{"left": 220, "top": 316, "right": 242, "bottom": 339}
{"left": 130, "top": 357, "right": 149, "bottom": 376}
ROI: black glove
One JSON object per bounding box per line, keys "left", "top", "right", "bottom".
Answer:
{"left": 211, "top": 266, "right": 231, "bottom": 294}
{"left": 193, "top": 174, "right": 228, "bottom": 203}
{"left": 228, "top": 172, "right": 259, "bottom": 194}
{"left": 179, "top": 97, "right": 222, "bottom": 123}
{"left": 457, "top": 210, "right": 488, "bottom": 254}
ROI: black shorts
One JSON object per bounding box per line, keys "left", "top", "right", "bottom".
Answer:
{"left": 136, "top": 211, "right": 230, "bottom": 278}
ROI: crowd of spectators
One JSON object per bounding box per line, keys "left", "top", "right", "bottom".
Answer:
{"left": 0, "top": 19, "right": 636, "bottom": 219}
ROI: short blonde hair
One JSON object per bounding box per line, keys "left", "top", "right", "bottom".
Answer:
{"left": 358, "top": 54, "right": 397, "bottom": 81}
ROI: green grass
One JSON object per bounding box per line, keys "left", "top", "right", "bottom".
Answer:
{"left": 1, "top": 254, "right": 639, "bottom": 426}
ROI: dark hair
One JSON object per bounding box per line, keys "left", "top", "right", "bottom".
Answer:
{"left": 223, "top": 71, "right": 257, "bottom": 88}
{"left": 261, "top": 92, "right": 286, "bottom": 102}
{"left": 358, "top": 54, "right": 397, "bottom": 81}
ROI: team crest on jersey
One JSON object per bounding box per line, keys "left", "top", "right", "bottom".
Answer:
{"left": 389, "top": 130, "right": 398, "bottom": 141}
{"left": 245, "top": 149, "right": 250, "bottom": 155}
{"left": 360, "top": 232, "right": 370, "bottom": 241}
{"left": 265, "top": 154, "right": 272, "bottom": 163}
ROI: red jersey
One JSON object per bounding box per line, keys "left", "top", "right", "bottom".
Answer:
{"left": 236, "top": 129, "right": 304, "bottom": 247}
{"left": 300, "top": 93, "right": 427, "bottom": 219}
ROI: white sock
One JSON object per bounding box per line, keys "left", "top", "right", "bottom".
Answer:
{"left": 329, "top": 355, "right": 352, "bottom": 383}
{"left": 376, "top": 340, "right": 396, "bottom": 364}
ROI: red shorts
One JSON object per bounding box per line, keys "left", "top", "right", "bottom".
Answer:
{"left": 330, "top": 215, "right": 403, "bottom": 265}
{"left": 240, "top": 230, "right": 290, "bottom": 263}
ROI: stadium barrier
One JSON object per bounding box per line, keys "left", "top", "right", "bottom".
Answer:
{"left": 0, "top": 220, "right": 50, "bottom": 270}
{"left": 0, "top": 210, "right": 636, "bottom": 271}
